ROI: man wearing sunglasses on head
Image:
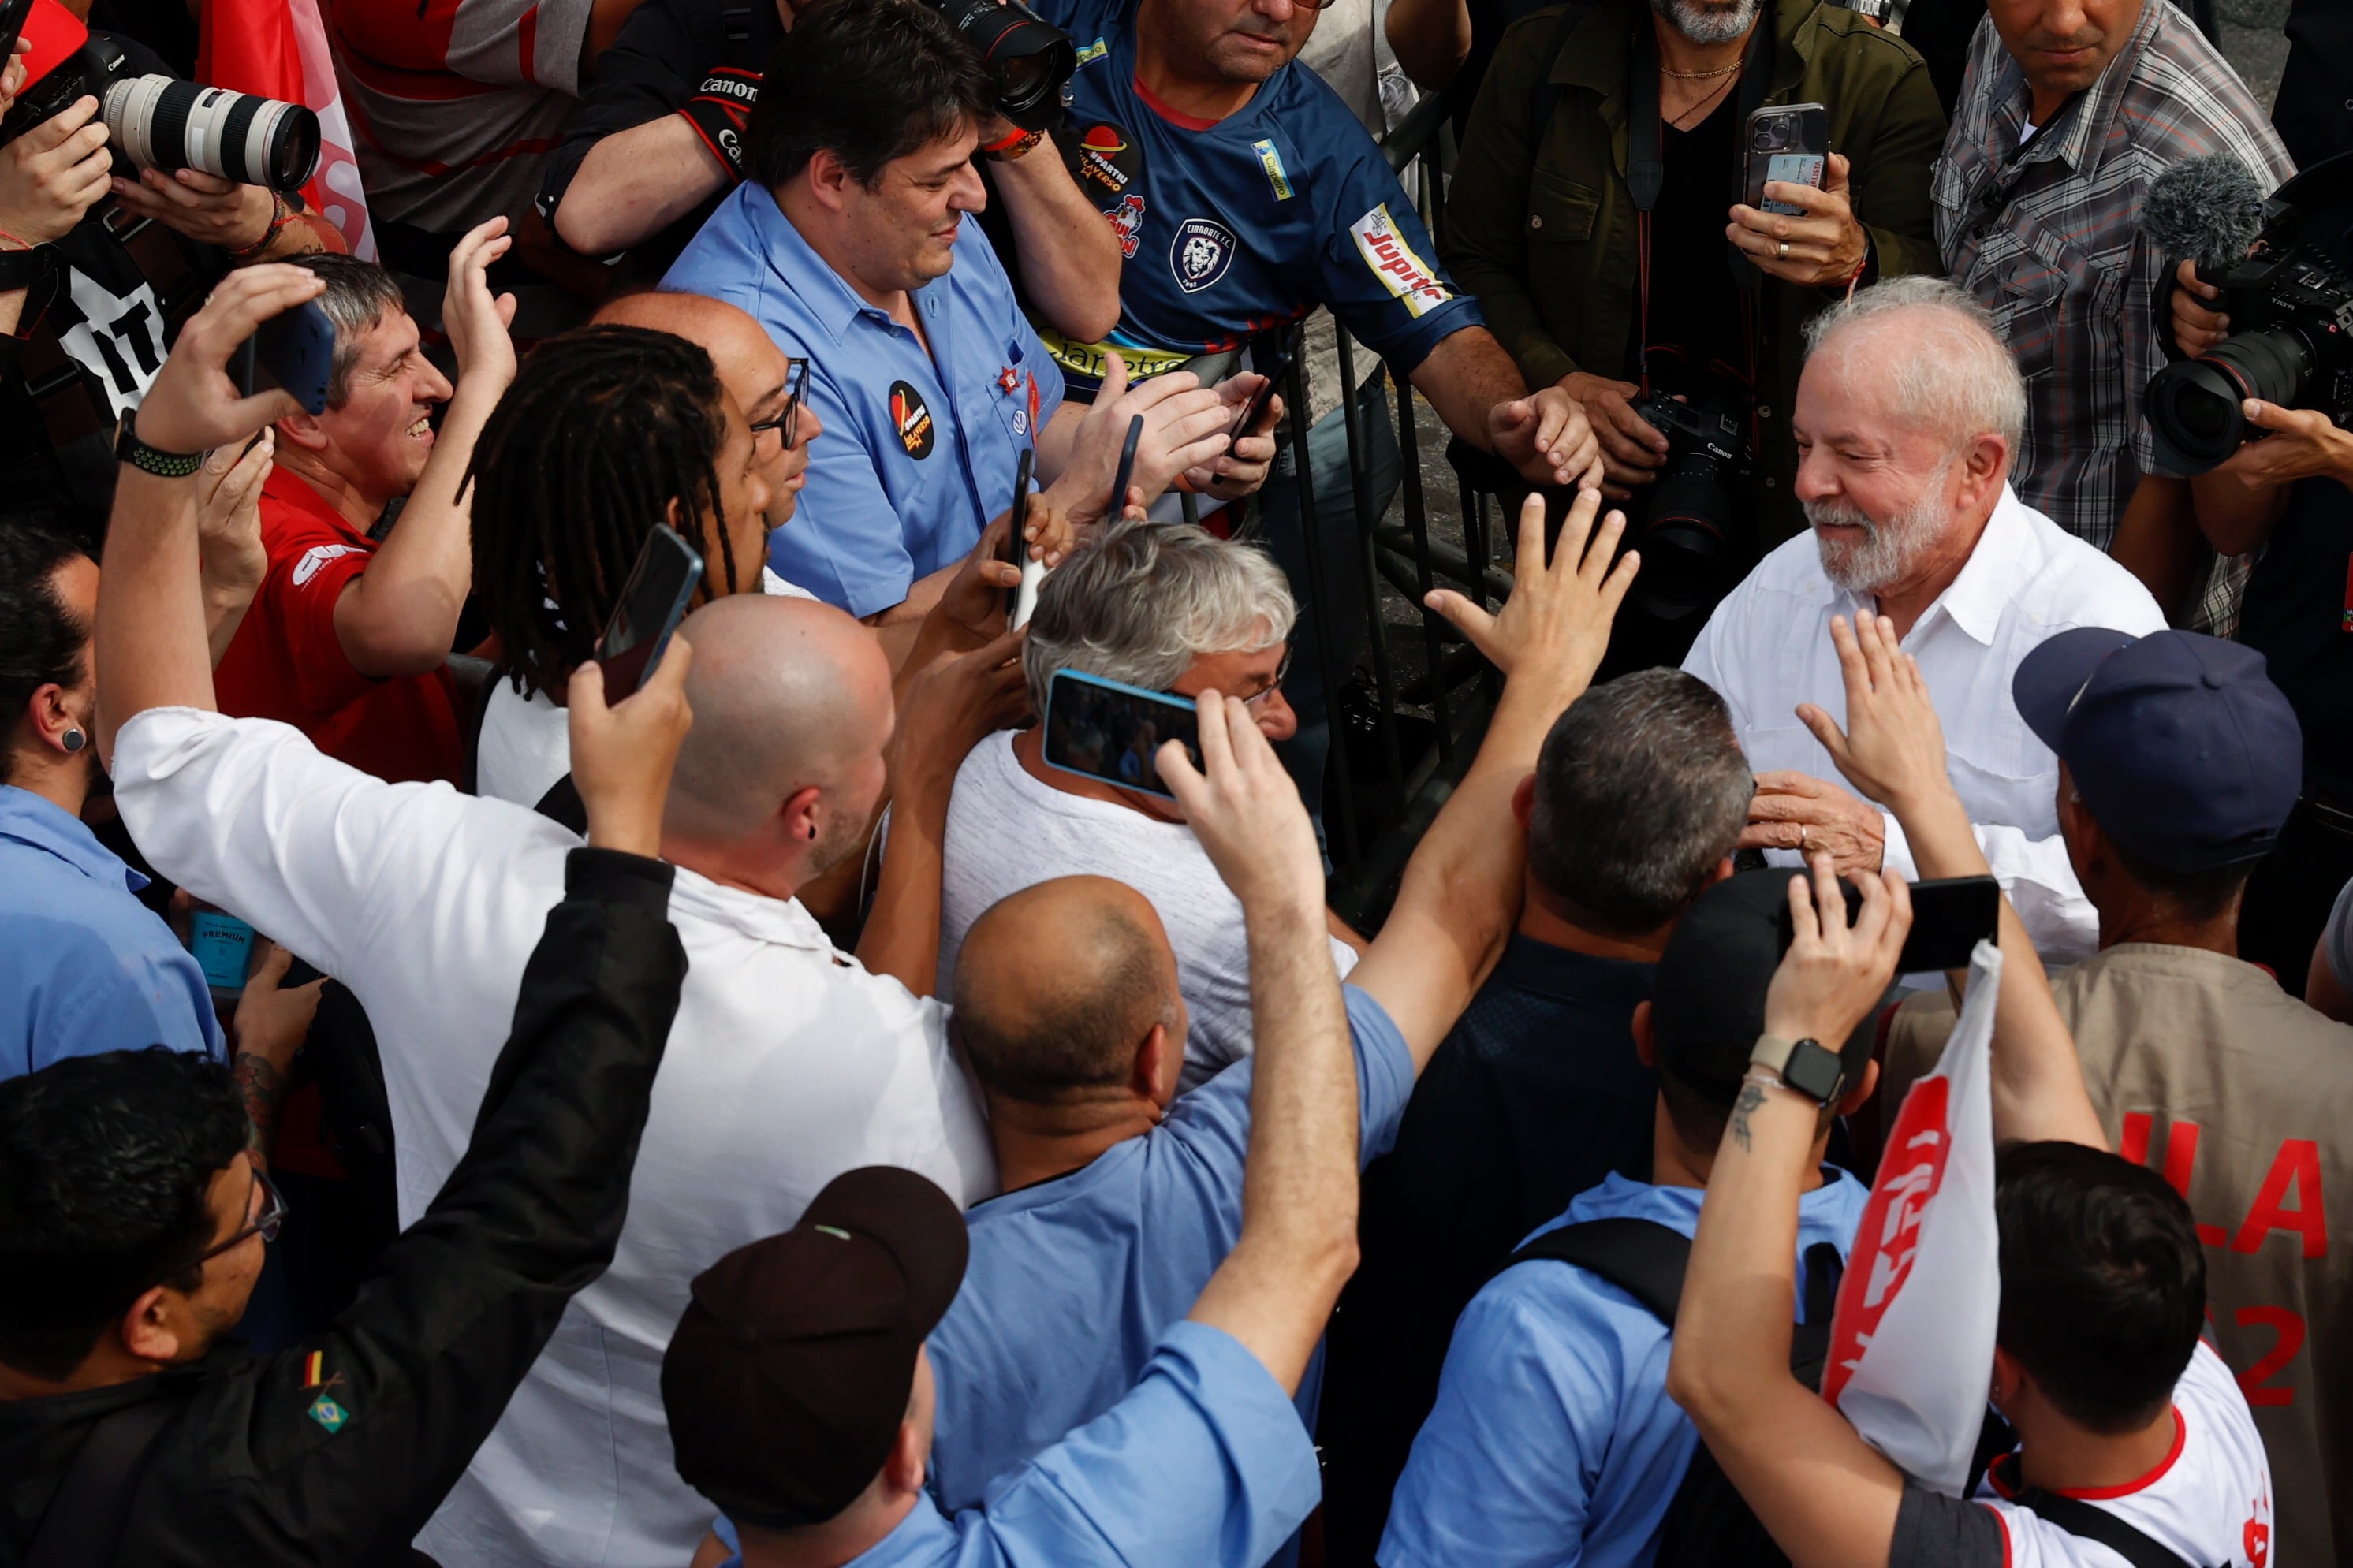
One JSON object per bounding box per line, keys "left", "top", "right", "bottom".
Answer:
{"left": 0, "top": 513, "right": 700, "bottom": 1563}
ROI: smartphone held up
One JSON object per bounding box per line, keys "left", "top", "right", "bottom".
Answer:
{"left": 595, "top": 525, "right": 705, "bottom": 702}
{"left": 1042, "top": 669, "right": 1204, "bottom": 803}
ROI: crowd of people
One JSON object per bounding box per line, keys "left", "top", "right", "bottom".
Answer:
{"left": 0, "top": 0, "right": 2350, "bottom": 1562}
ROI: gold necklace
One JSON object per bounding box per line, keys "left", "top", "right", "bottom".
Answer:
{"left": 1660, "top": 60, "right": 1740, "bottom": 79}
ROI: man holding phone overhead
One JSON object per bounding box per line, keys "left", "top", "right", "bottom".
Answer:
{"left": 209, "top": 225, "right": 516, "bottom": 785}
{"left": 1441, "top": 0, "right": 1945, "bottom": 646}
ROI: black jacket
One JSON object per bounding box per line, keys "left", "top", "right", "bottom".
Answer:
{"left": 0, "top": 848, "right": 688, "bottom": 1567}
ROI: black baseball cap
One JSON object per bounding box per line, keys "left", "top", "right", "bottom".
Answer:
{"left": 1650, "top": 871, "right": 1878, "bottom": 1106}
{"left": 2012, "top": 628, "right": 2300, "bottom": 873}
{"left": 660, "top": 1168, "right": 969, "bottom": 1529}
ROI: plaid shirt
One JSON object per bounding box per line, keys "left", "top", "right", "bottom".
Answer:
{"left": 1934, "top": 4, "right": 2293, "bottom": 549}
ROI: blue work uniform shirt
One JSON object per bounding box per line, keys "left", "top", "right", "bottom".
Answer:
{"left": 928, "top": 985, "right": 1415, "bottom": 1516}
{"left": 710, "top": 1319, "right": 1319, "bottom": 1568}
{"left": 1027, "top": 0, "right": 1484, "bottom": 395}
{"left": 1378, "top": 1168, "right": 1870, "bottom": 1568}
{"left": 663, "top": 183, "right": 1063, "bottom": 616}
{"left": 0, "top": 784, "right": 222, "bottom": 1079}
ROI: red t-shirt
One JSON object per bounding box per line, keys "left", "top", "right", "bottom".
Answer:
{"left": 214, "top": 469, "right": 463, "bottom": 785}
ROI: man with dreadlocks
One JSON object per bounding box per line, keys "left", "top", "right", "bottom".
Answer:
{"left": 211, "top": 222, "right": 518, "bottom": 786}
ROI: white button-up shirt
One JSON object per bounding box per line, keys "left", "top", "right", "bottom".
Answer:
{"left": 1683, "top": 486, "right": 2166, "bottom": 962}
{"left": 111, "top": 707, "right": 998, "bottom": 1568}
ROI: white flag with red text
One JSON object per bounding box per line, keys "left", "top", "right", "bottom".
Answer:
{"left": 198, "top": 0, "right": 375, "bottom": 259}
{"left": 1822, "top": 940, "right": 2002, "bottom": 1495}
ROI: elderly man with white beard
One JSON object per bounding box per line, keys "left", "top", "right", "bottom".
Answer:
{"left": 1682, "top": 276, "right": 2164, "bottom": 962}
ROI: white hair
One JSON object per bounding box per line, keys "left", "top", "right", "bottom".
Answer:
{"left": 1803, "top": 276, "right": 2027, "bottom": 460}
{"left": 1023, "top": 521, "right": 1295, "bottom": 715}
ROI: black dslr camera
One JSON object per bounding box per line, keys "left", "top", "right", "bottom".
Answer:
{"left": 923, "top": 0, "right": 1074, "bottom": 132}
{"left": 2147, "top": 191, "right": 2353, "bottom": 475}
{"left": 1624, "top": 393, "right": 1752, "bottom": 620}
{"left": 0, "top": 8, "right": 320, "bottom": 193}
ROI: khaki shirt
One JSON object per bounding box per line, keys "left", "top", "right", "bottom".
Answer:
{"left": 1886, "top": 944, "right": 2353, "bottom": 1566}
{"left": 1439, "top": 0, "right": 1946, "bottom": 544}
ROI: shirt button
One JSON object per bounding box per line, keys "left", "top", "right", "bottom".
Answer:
{"left": 1764, "top": 475, "right": 1777, "bottom": 487}
{"left": 1530, "top": 214, "right": 1544, "bottom": 230}
{"left": 1758, "top": 404, "right": 1773, "bottom": 419}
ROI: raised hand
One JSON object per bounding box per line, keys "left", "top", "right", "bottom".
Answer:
{"left": 890, "top": 624, "right": 1030, "bottom": 790}
{"left": 1796, "top": 609, "right": 1953, "bottom": 817}
{"left": 568, "top": 635, "right": 696, "bottom": 857}
{"left": 1423, "top": 486, "right": 1635, "bottom": 692}
{"left": 109, "top": 168, "right": 277, "bottom": 253}
{"left": 443, "top": 216, "right": 520, "bottom": 390}
{"left": 0, "top": 94, "right": 110, "bottom": 245}
{"left": 1728, "top": 152, "right": 1869, "bottom": 289}
{"left": 1180, "top": 372, "right": 1282, "bottom": 501}
{"left": 1157, "top": 689, "right": 1325, "bottom": 918}
{"left": 1557, "top": 371, "right": 1669, "bottom": 497}
{"left": 136, "top": 265, "right": 326, "bottom": 455}
{"left": 1762, "top": 852, "right": 1911, "bottom": 1048}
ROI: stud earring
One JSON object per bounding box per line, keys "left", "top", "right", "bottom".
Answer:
{"left": 62, "top": 729, "right": 87, "bottom": 754}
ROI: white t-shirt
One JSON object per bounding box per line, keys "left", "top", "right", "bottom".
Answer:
{"left": 939, "top": 729, "right": 1358, "bottom": 1093}
{"left": 474, "top": 569, "right": 815, "bottom": 810}
{"left": 1892, "top": 1343, "right": 2275, "bottom": 1567}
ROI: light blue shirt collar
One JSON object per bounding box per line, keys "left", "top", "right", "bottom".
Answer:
{"left": 0, "top": 784, "right": 147, "bottom": 893}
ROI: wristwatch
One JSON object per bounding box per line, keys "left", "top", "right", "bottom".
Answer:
{"left": 1750, "top": 1033, "right": 1847, "bottom": 1108}
{"left": 115, "top": 416, "right": 204, "bottom": 479}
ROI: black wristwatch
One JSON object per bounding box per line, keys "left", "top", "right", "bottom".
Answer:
{"left": 1750, "top": 1033, "right": 1847, "bottom": 1108}
{"left": 0, "top": 244, "right": 48, "bottom": 292}
{"left": 115, "top": 416, "right": 204, "bottom": 479}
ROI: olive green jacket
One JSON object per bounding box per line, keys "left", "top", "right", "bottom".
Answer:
{"left": 1441, "top": 0, "right": 1946, "bottom": 542}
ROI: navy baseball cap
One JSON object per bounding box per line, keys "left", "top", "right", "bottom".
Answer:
{"left": 2012, "top": 628, "right": 2301, "bottom": 873}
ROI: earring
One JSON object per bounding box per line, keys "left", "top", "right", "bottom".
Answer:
{"left": 62, "top": 729, "right": 86, "bottom": 754}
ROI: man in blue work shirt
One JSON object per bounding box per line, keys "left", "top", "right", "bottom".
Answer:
{"left": 922, "top": 489, "right": 1636, "bottom": 1544}
{"left": 1378, "top": 870, "right": 1876, "bottom": 1568}
{"left": 665, "top": 686, "right": 1373, "bottom": 1568}
{"left": 665, "top": 0, "right": 1276, "bottom": 624}
{"left": 0, "top": 522, "right": 220, "bottom": 1078}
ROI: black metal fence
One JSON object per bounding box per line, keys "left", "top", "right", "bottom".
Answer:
{"left": 1271, "top": 88, "right": 1522, "bottom": 932}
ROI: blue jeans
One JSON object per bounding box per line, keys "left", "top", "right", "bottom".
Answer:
{"left": 1251, "top": 374, "right": 1404, "bottom": 840}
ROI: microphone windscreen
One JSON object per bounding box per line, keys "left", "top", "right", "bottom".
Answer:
{"left": 2145, "top": 154, "right": 2269, "bottom": 277}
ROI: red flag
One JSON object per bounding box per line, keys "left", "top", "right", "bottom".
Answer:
{"left": 197, "top": 0, "right": 374, "bottom": 259}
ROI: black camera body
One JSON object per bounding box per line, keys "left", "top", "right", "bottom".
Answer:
{"left": 0, "top": 31, "right": 319, "bottom": 193}
{"left": 923, "top": 0, "right": 1073, "bottom": 132}
{"left": 1625, "top": 392, "right": 1753, "bottom": 620}
{"left": 2148, "top": 202, "right": 2353, "bottom": 475}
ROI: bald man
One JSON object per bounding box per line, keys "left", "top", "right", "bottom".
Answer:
{"left": 108, "top": 575, "right": 1021, "bottom": 1567}
{"left": 595, "top": 290, "right": 824, "bottom": 598}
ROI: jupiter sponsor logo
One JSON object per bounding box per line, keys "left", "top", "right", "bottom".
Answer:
{"left": 1350, "top": 203, "right": 1452, "bottom": 318}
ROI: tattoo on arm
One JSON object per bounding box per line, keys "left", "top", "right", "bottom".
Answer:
{"left": 233, "top": 1051, "right": 289, "bottom": 1165}
{"left": 1729, "top": 1080, "right": 1767, "bottom": 1153}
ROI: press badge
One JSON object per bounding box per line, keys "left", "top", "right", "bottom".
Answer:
{"left": 1762, "top": 154, "right": 1825, "bottom": 216}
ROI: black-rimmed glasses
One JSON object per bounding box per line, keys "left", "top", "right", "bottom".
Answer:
{"left": 749, "top": 359, "right": 811, "bottom": 452}
{"left": 177, "top": 1167, "right": 289, "bottom": 1279}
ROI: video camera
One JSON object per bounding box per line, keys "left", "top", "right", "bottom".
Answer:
{"left": 0, "top": 0, "right": 320, "bottom": 194}
{"left": 2146, "top": 152, "right": 2353, "bottom": 475}
{"left": 922, "top": 0, "right": 1073, "bottom": 132}
{"left": 1624, "top": 392, "right": 1752, "bottom": 620}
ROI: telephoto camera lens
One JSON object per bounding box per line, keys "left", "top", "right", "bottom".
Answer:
{"left": 103, "top": 76, "right": 321, "bottom": 192}
{"left": 925, "top": 0, "right": 1074, "bottom": 131}
{"left": 2146, "top": 326, "right": 2317, "bottom": 474}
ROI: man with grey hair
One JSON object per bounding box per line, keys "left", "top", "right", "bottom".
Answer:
{"left": 213, "top": 222, "right": 516, "bottom": 785}
{"left": 1682, "top": 275, "right": 2165, "bottom": 960}
{"left": 940, "top": 520, "right": 1336, "bottom": 1090}
{"left": 1323, "top": 667, "right": 1754, "bottom": 1563}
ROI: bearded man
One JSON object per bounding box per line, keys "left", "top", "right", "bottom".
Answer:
{"left": 1682, "top": 277, "right": 2164, "bottom": 963}
{"left": 1438, "top": 0, "right": 1945, "bottom": 666}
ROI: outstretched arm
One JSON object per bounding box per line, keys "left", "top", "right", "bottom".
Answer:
{"left": 1408, "top": 326, "right": 1601, "bottom": 489}
{"left": 1798, "top": 610, "right": 2107, "bottom": 1151}
{"left": 1349, "top": 486, "right": 1636, "bottom": 1063}
{"left": 1665, "top": 858, "right": 1915, "bottom": 1568}
{"left": 1165, "top": 696, "right": 1361, "bottom": 1395}
{"left": 986, "top": 128, "right": 1122, "bottom": 344}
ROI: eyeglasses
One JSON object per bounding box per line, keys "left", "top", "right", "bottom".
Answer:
{"left": 749, "top": 359, "right": 811, "bottom": 452}
{"left": 1238, "top": 646, "right": 1296, "bottom": 712}
{"left": 176, "top": 1168, "right": 289, "bottom": 1279}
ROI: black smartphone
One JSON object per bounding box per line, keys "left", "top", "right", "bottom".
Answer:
{"left": 1002, "top": 445, "right": 1032, "bottom": 572}
{"left": 254, "top": 298, "right": 336, "bottom": 415}
{"left": 0, "top": 0, "right": 34, "bottom": 68}
{"left": 593, "top": 523, "right": 704, "bottom": 702}
{"left": 1775, "top": 873, "right": 2001, "bottom": 974}
{"left": 1743, "top": 102, "right": 1829, "bottom": 216}
{"left": 1042, "top": 669, "right": 1203, "bottom": 803}
{"left": 1108, "top": 413, "right": 1144, "bottom": 519}
{"left": 1227, "top": 341, "right": 1293, "bottom": 454}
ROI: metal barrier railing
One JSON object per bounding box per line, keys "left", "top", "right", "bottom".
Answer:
{"left": 1272, "top": 86, "right": 1520, "bottom": 929}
